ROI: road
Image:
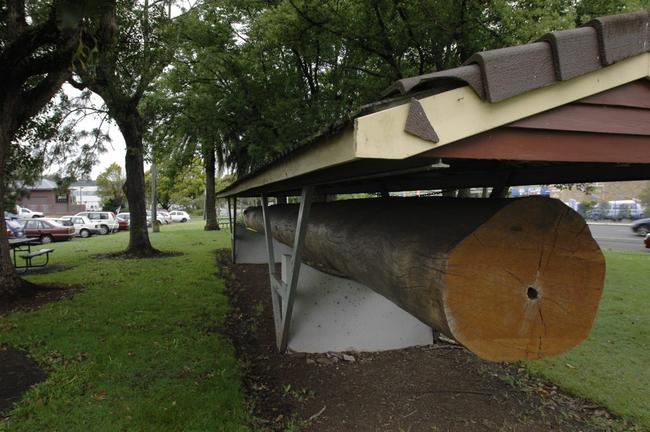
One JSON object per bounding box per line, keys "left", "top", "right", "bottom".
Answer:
{"left": 588, "top": 223, "right": 648, "bottom": 253}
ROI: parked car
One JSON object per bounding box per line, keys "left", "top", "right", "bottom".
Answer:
{"left": 116, "top": 213, "right": 130, "bottom": 231}
{"left": 5, "top": 219, "right": 25, "bottom": 238}
{"left": 74, "top": 211, "right": 119, "bottom": 235}
{"left": 23, "top": 219, "right": 74, "bottom": 243}
{"left": 61, "top": 215, "right": 102, "bottom": 238}
{"left": 43, "top": 218, "right": 73, "bottom": 227}
{"left": 146, "top": 211, "right": 166, "bottom": 226}
{"left": 16, "top": 206, "right": 44, "bottom": 220}
{"left": 645, "top": 234, "right": 650, "bottom": 248}
{"left": 4, "top": 211, "right": 17, "bottom": 220}
{"left": 631, "top": 218, "right": 650, "bottom": 236}
{"left": 169, "top": 210, "right": 191, "bottom": 223}
{"left": 157, "top": 209, "right": 172, "bottom": 224}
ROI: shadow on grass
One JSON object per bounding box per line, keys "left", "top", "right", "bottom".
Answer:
{"left": 93, "top": 251, "right": 183, "bottom": 260}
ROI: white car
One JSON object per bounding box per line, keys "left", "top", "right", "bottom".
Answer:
{"left": 169, "top": 210, "right": 191, "bottom": 223}
{"left": 146, "top": 211, "right": 166, "bottom": 226}
{"left": 61, "top": 215, "right": 102, "bottom": 238}
{"left": 16, "top": 206, "right": 44, "bottom": 219}
{"left": 74, "top": 211, "right": 119, "bottom": 235}
{"left": 157, "top": 210, "right": 172, "bottom": 224}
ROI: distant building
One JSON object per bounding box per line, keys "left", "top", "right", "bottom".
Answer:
{"left": 17, "top": 179, "right": 86, "bottom": 215}
{"left": 550, "top": 181, "right": 648, "bottom": 205}
{"left": 70, "top": 180, "right": 101, "bottom": 210}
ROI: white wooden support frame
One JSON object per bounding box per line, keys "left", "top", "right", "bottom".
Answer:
{"left": 228, "top": 197, "right": 237, "bottom": 263}
{"left": 261, "top": 186, "right": 314, "bottom": 352}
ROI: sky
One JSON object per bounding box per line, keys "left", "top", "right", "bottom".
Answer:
{"left": 92, "top": 125, "right": 127, "bottom": 178}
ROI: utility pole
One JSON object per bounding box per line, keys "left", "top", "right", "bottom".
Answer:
{"left": 148, "top": 0, "right": 172, "bottom": 234}
{"left": 151, "top": 160, "right": 159, "bottom": 233}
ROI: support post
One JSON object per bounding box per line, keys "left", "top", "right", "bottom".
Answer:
{"left": 261, "top": 194, "right": 283, "bottom": 340}
{"left": 227, "top": 197, "right": 232, "bottom": 233}
{"left": 230, "top": 197, "right": 237, "bottom": 263}
{"left": 279, "top": 185, "right": 313, "bottom": 351}
{"left": 261, "top": 186, "right": 314, "bottom": 352}
{"left": 490, "top": 172, "right": 513, "bottom": 198}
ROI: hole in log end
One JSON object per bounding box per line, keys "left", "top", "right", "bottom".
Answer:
{"left": 527, "top": 287, "right": 538, "bottom": 300}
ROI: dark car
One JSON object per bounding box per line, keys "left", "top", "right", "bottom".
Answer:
{"left": 23, "top": 219, "right": 74, "bottom": 243}
{"left": 5, "top": 219, "right": 26, "bottom": 238}
{"left": 631, "top": 218, "right": 650, "bottom": 236}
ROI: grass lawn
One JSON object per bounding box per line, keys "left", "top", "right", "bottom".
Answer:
{"left": 0, "top": 221, "right": 249, "bottom": 431}
{"left": 525, "top": 250, "right": 650, "bottom": 429}
{"left": 2, "top": 223, "right": 649, "bottom": 431}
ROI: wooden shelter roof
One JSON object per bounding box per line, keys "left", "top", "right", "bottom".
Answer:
{"left": 218, "top": 11, "right": 650, "bottom": 198}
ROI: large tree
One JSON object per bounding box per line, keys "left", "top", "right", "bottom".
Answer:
{"left": 0, "top": 1, "right": 110, "bottom": 300}
{"left": 71, "top": 0, "right": 179, "bottom": 256}
{"left": 143, "top": 5, "right": 236, "bottom": 230}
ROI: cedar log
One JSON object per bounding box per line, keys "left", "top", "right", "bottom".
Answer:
{"left": 244, "top": 197, "right": 605, "bottom": 362}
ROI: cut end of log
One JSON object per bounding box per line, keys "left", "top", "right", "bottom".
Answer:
{"left": 443, "top": 197, "right": 605, "bottom": 362}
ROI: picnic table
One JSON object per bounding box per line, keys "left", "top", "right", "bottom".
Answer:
{"left": 8, "top": 238, "right": 54, "bottom": 270}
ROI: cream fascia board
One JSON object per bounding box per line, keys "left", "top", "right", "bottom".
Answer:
{"left": 355, "top": 53, "right": 650, "bottom": 159}
{"left": 218, "top": 127, "right": 357, "bottom": 197}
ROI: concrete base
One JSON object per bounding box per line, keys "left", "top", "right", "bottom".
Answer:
{"left": 234, "top": 224, "right": 292, "bottom": 264}
{"left": 234, "top": 226, "right": 434, "bottom": 352}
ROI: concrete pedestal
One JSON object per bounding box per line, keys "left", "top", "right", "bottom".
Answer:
{"left": 234, "top": 225, "right": 433, "bottom": 352}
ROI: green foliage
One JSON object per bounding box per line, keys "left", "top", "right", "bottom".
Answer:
{"left": 576, "top": 0, "right": 650, "bottom": 24}
{"left": 638, "top": 182, "right": 650, "bottom": 210}
{"left": 577, "top": 201, "right": 597, "bottom": 217}
{"left": 145, "top": 158, "right": 205, "bottom": 209}
{"left": 96, "top": 162, "right": 126, "bottom": 210}
{"left": 0, "top": 223, "right": 249, "bottom": 430}
{"left": 149, "top": 0, "right": 650, "bottom": 178}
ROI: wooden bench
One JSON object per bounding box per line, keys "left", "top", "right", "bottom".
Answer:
{"left": 20, "top": 248, "right": 54, "bottom": 268}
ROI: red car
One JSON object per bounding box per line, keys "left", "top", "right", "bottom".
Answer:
{"left": 645, "top": 234, "right": 650, "bottom": 249}
{"left": 23, "top": 219, "right": 75, "bottom": 243}
{"left": 116, "top": 213, "right": 130, "bottom": 231}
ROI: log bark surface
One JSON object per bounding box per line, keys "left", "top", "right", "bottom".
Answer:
{"left": 244, "top": 196, "right": 605, "bottom": 362}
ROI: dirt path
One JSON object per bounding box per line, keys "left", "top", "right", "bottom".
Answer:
{"left": 218, "top": 251, "right": 621, "bottom": 432}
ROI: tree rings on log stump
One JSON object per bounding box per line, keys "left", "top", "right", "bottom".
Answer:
{"left": 443, "top": 198, "right": 604, "bottom": 361}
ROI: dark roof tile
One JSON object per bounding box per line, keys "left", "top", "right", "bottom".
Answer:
{"left": 382, "top": 64, "right": 484, "bottom": 99}
{"left": 587, "top": 10, "right": 650, "bottom": 65}
{"left": 464, "top": 42, "right": 556, "bottom": 102}
{"left": 540, "top": 27, "right": 601, "bottom": 80}
{"left": 383, "top": 10, "right": 650, "bottom": 103}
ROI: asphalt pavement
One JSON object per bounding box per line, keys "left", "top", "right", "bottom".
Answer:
{"left": 587, "top": 223, "right": 649, "bottom": 253}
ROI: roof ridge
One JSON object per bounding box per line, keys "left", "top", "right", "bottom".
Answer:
{"left": 384, "top": 10, "right": 650, "bottom": 102}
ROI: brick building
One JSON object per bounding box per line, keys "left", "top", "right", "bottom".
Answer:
{"left": 18, "top": 179, "right": 86, "bottom": 215}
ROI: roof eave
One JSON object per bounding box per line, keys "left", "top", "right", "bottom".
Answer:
{"left": 218, "top": 52, "right": 650, "bottom": 198}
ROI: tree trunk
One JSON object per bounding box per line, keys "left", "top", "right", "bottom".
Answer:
{"left": 244, "top": 196, "right": 605, "bottom": 362}
{"left": 0, "top": 129, "right": 24, "bottom": 301}
{"left": 203, "top": 145, "right": 219, "bottom": 231}
{"left": 117, "top": 111, "right": 158, "bottom": 256}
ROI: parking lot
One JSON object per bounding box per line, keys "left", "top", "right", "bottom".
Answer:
{"left": 588, "top": 223, "right": 648, "bottom": 252}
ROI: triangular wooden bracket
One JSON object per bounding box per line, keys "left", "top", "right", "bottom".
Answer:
{"left": 404, "top": 98, "right": 439, "bottom": 143}
{"left": 260, "top": 186, "right": 314, "bottom": 353}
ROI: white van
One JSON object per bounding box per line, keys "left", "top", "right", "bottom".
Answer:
{"left": 74, "top": 211, "right": 119, "bottom": 235}
{"left": 605, "top": 200, "right": 644, "bottom": 220}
